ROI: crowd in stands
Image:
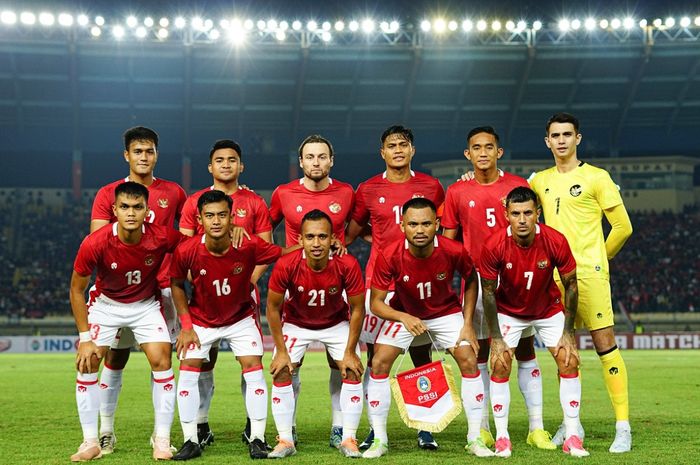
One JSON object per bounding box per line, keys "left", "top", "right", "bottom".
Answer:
{"left": 610, "top": 206, "right": 699, "bottom": 314}
{"left": 0, "top": 191, "right": 697, "bottom": 320}
{"left": 1, "top": 191, "right": 91, "bottom": 320}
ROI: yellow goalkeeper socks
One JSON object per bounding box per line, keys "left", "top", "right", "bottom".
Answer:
{"left": 598, "top": 346, "right": 629, "bottom": 421}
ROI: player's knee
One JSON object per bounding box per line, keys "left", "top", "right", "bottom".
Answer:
{"left": 273, "top": 369, "right": 292, "bottom": 385}
{"left": 514, "top": 335, "right": 536, "bottom": 361}
{"left": 370, "top": 355, "right": 392, "bottom": 376}
{"left": 104, "top": 348, "right": 130, "bottom": 369}
{"left": 554, "top": 353, "right": 579, "bottom": 376}
{"left": 345, "top": 370, "right": 361, "bottom": 383}
{"left": 491, "top": 355, "right": 513, "bottom": 379}
{"left": 453, "top": 347, "right": 478, "bottom": 375}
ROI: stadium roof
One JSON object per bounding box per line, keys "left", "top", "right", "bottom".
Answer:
{"left": 1, "top": 3, "right": 700, "bottom": 188}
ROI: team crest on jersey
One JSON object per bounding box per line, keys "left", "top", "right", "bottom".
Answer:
{"left": 236, "top": 208, "right": 247, "bottom": 218}
{"left": 569, "top": 184, "right": 582, "bottom": 197}
{"left": 412, "top": 193, "right": 425, "bottom": 199}
{"left": 111, "top": 262, "right": 118, "bottom": 270}
{"left": 379, "top": 197, "right": 386, "bottom": 204}
{"left": 506, "top": 263, "right": 513, "bottom": 269}
{"left": 296, "top": 205, "right": 303, "bottom": 213}
{"left": 544, "top": 188, "right": 550, "bottom": 194}
{"left": 468, "top": 200, "right": 475, "bottom": 208}
{"left": 403, "top": 275, "right": 410, "bottom": 282}
{"left": 297, "top": 286, "right": 304, "bottom": 293}
{"left": 329, "top": 202, "right": 342, "bottom": 214}
{"left": 158, "top": 198, "right": 169, "bottom": 208}
{"left": 328, "top": 286, "right": 339, "bottom": 295}
{"left": 200, "top": 269, "right": 207, "bottom": 276}
{"left": 436, "top": 272, "right": 447, "bottom": 281}
{"left": 144, "top": 255, "right": 154, "bottom": 266}
{"left": 537, "top": 259, "right": 548, "bottom": 269}
{"left": 417, "top": 376, "right": 431, "bottom": 393}
{"left": 232, "top": 262, "right": 244, "bottom": 274}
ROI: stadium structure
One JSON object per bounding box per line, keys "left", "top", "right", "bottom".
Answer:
{"left": 0, "top": 6, "right": 698, "bottom": 340}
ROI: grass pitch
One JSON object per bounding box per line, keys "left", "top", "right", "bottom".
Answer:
{"left": 1, "top": 350, "right": 699, "bottom": 464}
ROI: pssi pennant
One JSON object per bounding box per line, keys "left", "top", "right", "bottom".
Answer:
{"left": 390, "top": 360, "right": 462, "bottom": 433}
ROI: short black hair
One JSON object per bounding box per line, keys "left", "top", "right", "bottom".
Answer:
{"left": 546, "top": 113, "right": 579, "bottom": 135}
{"left": 301, "top": 209, "right": 332, "bottom": 228}
{"left": 209, "top": 139, "right": 242, "bottom": 161}
{"left": 197, "top": 189, "right": 232, "bottom": 213}
{"left": 467, "top": 126, "right": 500, "bottom": 146}
{"left": 298, "top": 134, "right": 334, "bottom": 159}
{"left": 402, "top": 197, "right": 436, "bottom": 215}
{"left": 381, "top": 125, "right": 414, "bottom": 146}
{"left": 123, "top": 126, "right": 159, "bottom": 150}
{"left": 506, "top": 186, "right": 538, "bottom": 208}
{"left": 114, "top": 181, "right": 149, "bottom": 202}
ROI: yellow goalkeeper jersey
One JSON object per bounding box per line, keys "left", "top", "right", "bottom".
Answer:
{"left": 529, "top": 162, "right": 623, "bottom": 279}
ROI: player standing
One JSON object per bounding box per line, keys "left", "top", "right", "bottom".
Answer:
{"left": 442, "top": 126, "right": 551, "bottom": 449}
{"left": 479, "top": 186, "right": 588, "bottom": 458}
{"left": 89, "top": 127, "right": 186, "bottom": 454}
{"left": 269, "top": 134, "right": 355, "bottom": 447}
{"left": 529, "top": 113, "right": 633, "bottom": 452}
{"left": 70, "top": 182, "right": 182, "bottom": 461}
{"left": 179, "top": 139, "right": 273, "bottom": 448}
{"left": 266, "top": 210, "right": 366, "bottom": 458}
{"left": 170, "top": 190, "right": 289, "bottom": 460}
{"left": 345, "top": 125, "right": 444, "bottom": 450}
{"left": 364, "top": 198, "right": 493, "bottom": 458}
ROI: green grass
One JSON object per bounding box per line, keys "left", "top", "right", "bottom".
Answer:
{"left": 1, "top": 350, "right": 699, "bottom": 464}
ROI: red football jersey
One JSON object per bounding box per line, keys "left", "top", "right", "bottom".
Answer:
{"left": 442, "top": 170, "right": 529, "bottom": 266}
{"left": 268, "top": 250, "right": 365, "bottom": 330}
{"left": 179, "top": 186, "right": 272, "bottom": 236}
{"left": 171, "top": 235, "right": 282, "bottom": 327}
{"left": 74, "top": 223, "right": 182, "bottom": 304}
{"left": 479, "top": 224, "right": 577, "bottom": 320}
{"left": 372, "top": 236, "right": 474, "bottom": 320}
{"left": 352, "top": 171, "right": 445, "bottom": 288}
{"left": 91, "top": 177, "right": 187, "bottom": 288}
{"left": 269, "top": 178, "right": 354, "bottom": 247}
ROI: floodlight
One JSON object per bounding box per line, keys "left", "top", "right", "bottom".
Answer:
{"left": 159, "top": 17, "right": 169, "bottom": 28}
{"left": 90, "top": 26, "right": 101, "bottom": 37}
{"left": 58, "top": 13, "right": 73, "bottom": 27}
{"left": 665, "top": 17, "right": 675, "bottom": 28}
{"left": 292, "top": 20, "right": 302, "bottom": 31}
{"left": 135, "top": 26, "right": 147, "bottom": 38}
{"left": 307, "top": 20, "right": 317, "bottom": 31}
{"left": 434, "top": 18, "right": 446, "bottom": 33}
{"left": 39, "top": 12, "right": 54, "bottom": 26}
{"left": 20, "top": 12, "right": 36, "bottom": 25}
{"left": 532, "top": 20, "right": 542, "bottom": 31}
{"left": 126, "top": 16, "right": 137, "bottom": 28}
{"left": 585, "top": 17, "right": 596, "bottom": 30}
{"left": 348, "top": 20, "right": 359, "bottom": 31}
{"left": 174, "top": 17, "right": 186, "bottom": 28}
{"left": 420, "top": 20, "right": 431, "bottom": 32}
{"left": 491, "top": 20, "right": 502, "bottom": 31}
{"left": 680, "top": 17, "right": 691, "bottom": 28}
{"left": 1, "top": 10, "right": 17, "bottom": 25}
{"left": 112, "top": 25, "right": 125, "bottom": 39}
{"left": 361, "top": 18, "right": 374, "bottom": 33}
{"left": 558, "top": 19, "right": 570, "bottom": 32}
{"left": 477, "top": 19, "right": 487, "bottom": 31}
{"left": 77, "top": 14, "right": 89, "bottom": 26}
{"left": 95, "top": 16, "right": 105, "bottom": 26}
{"left": 462, "top": 19, "right": 473, "bottom": 32}
{"left": 334, "top": 21, "right": 344, "bottom": 31}
{"left": 157, "top": 28, "right": 168, "bottom": 39}
{"left": 144, "top": 17, "right": 154, "bottom": 27}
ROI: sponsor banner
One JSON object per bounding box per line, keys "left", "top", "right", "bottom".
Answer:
{"left": 533, "top": 332, "right": 700, "bottom": 350}
{"left": 0, "top": 336, "right": 80, "bottom": 353}
{"left": 3, "top": 333, "right": 699, "bottom": 353}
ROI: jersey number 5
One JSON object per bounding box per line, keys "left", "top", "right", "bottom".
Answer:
{"left": 486, "top": 208, "right": 496, "bottom": 227}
